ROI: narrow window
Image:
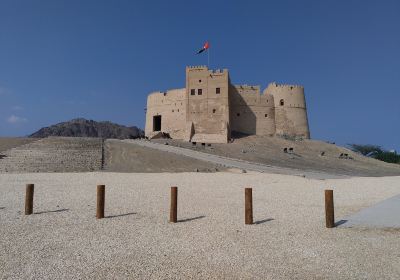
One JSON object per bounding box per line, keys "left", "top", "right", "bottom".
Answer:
{"left": 198, "top": 89, "right": 202, "bottom": 95}
{"left": 265, "top": 114, "right": 268, "bottom": 118}
{"left": 199, "top": 79, "right": 202, "bottom": 83}
{"left": 237, "top": 113, "right": 240, "bottom": 117}
{"left": 212, "top": 109, "right": 216, "bottom": 113}
{"left": 190, "top": 89, "right": 195, "bottom": 95}
{"left": 172, "top": 110, "right": 174, "bottom": 112}
{"left": 280, "top": 99, "right": 284, "bottom": 106}
{"left": 216, "top": 87, "right": 220, "bottom": 94}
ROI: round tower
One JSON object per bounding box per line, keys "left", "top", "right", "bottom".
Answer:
{"left": 264, "top": 82, "right": 310, "bottom": 139}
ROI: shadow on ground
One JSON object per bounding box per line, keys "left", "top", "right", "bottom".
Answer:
{"left": 34, "top": 209, "right": 69, "bottom": 215}
{"left": 179, "top": 215, "right": 206, "bottom": 223}
{"left": 255, "top": 218, "right": 274, "bottom": 225}
{"left": 335, "top": 220, "right": 348, "bottom": 226}
{"left": 106, "top": 212, "right": 137, "bottom": 219}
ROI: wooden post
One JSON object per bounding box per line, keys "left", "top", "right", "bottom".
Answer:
{"left": 170, "top": 186, "right": 178, "bottom": 223}
{"left": 25, "top": 184, "right": 34, "bottom": 215}
{"left": 96, "top": 185, "right": 105, "bottom": 219}
{"left": 325, "top": 189, "right": 335, "bottom": 228}
{"left": 245, "top": 188, "right": 253, "bottom": 225}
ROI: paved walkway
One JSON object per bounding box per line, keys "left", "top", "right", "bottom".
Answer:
{"left": 123, "top": 140, "right": 347, "bottom": 179}
{"left": 339, "top": 194, "right": 400, "bottom": 228}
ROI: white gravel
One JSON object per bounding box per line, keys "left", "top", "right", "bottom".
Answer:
{"left": 1, "top": 172, "right": 400, "bottom": 279}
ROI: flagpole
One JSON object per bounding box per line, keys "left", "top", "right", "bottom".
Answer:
{"left": 208, "top": 48, "right": 210, "bottom": 69}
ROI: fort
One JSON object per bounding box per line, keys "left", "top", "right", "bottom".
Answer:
{"left": 145, "top": 66, "right": 310, "bottom": 143}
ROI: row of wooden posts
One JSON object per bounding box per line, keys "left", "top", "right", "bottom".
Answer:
{"left": 24, "top": 184, "right": 336, "bottom": 227}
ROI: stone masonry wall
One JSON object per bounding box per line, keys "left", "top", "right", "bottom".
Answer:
{"left": 144, "top": 66, "right": 310, "bottom": 143}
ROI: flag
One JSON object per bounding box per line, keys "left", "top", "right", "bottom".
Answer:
{"left": 196, "top": 41, "right": 209, "bottom": 54}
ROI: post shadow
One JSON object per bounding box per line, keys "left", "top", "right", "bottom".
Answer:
{"left": 105, "top": 212, "right": 137, "bottom": 219}
{"left": 178, "top": 215, "right": 206, "bottom": 223}
{"left": 254, "top": 218, "right": 274, "bottom": 225}
{"left": 335, "top": 220, "right": 348, "bottom": 226}
{"left": 34, "top": 209, "right": 69, "bottom": 215}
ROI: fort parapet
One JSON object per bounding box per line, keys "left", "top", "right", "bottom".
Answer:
{"left": 145, "top": 66, "right": 310, "bottom": 143}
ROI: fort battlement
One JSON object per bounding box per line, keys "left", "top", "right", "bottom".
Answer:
{"left": 187, "top": 65, "right": 208, "bottom": 70}
{"left": 145, "top": 66, "right": 310, "bottom": 143}
{"left": 235, "top": 84, "right": 260, "bottom": 90}
{"left": 268, "top": 82, "right": 304, "bottom": 89}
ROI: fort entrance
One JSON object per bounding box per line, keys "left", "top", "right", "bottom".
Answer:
{"left": 153, "top": 115, "right": 161, "bottom": 132}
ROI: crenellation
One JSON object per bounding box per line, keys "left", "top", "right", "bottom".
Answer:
{"left": 268, "top": 82, "right": 304, "bottom": 89}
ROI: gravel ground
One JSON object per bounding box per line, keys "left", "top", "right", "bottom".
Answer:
{"left": 1, "top": 172, "right": 400, "bottom": 279}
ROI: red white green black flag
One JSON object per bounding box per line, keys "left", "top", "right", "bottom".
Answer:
{"left": 196, "top": 41, "right": 209, "bottom": 54}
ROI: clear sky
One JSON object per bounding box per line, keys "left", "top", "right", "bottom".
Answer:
{"left": 0, "top": 0, "right": 399, "bottom": 150}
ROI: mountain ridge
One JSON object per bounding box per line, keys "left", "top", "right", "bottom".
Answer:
{"left": 29, "top": 118, "right": 144, "bottom": 139}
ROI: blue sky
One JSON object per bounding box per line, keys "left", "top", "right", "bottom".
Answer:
{"left": 0, "top": 0, "right": 399, "bottom": 150}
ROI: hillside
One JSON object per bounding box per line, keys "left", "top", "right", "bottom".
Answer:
{"left": 29, "top": 118, "right": 143, "bottom": 139}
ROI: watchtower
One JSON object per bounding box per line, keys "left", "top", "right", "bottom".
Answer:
{"left": 185, "top": 66, "right": 230, "bottom": 143}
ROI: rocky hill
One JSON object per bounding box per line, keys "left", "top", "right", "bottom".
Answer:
{"left": 29, "top": 118, "right": 144, "bottom": 139}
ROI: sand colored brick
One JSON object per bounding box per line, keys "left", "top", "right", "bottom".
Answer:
{"left": 145, "top": 66, "right": 310, "bottom": 143}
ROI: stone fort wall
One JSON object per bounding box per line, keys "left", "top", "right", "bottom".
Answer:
{"left": 145, "top": 88, "right": 187, "bottom": 139}
{"left": 145, "top": 66, "right": 310, "bottom": 143}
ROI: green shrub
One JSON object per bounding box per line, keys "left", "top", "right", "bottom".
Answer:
{"left": 348, "top": 144, "right": 400, "bottom": 164}
{"left": 374, "top": 151, "right": 400, "bottom": 164}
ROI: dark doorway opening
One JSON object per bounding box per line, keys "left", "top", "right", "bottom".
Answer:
{"left": 153, "top": 115, "right": 161, "bottom": 131}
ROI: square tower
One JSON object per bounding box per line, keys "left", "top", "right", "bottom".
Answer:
{"left": 185, "top": 66, "right": 230, "bottom": 143}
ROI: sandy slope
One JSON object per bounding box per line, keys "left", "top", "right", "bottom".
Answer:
{"left": 0, "top": 138, "right": 37, "bottom": 153}
{"left": 1, "top": 172, "right": 399, "bottom": 279}
{"left": 104, "top": 139, "right": 221, "bottom": 173}
{"left": 154, "top": 136, "right": 400, "bottom": 177}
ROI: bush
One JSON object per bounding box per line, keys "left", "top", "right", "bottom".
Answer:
{"left": 374, "top": 151, "right": 400, "bottom": 164}
{"left": 348, "top": 144, "right": 400, "bottom": 164}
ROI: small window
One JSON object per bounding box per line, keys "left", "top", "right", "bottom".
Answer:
{"left": 177, "top": 109, "right": 179, "bottom": 112}
{"left": 212, "top": 109, "right": 216, "bottom": 113}
{"left": 198, "top": 89, "right": 202, "bottom": 95}
{"left": 199, "top": 79, "right": 202, "bottom": 83}
{"left": 280, "top": 99, "right": 284, "bottom": 106}
{"left": 191, "top": 89, "right": 195, "bottom": 95}
{"left": 172, "top": 110, "right": 174, "bottom": 112}
{"left": 265, "top": 114, "right": 268, "bottom": 118}
{"left": 216, "top": 87, "right": 220, "bottom": 94}
{"left": 237, "top": 113, "right": 240, "bottom": 117}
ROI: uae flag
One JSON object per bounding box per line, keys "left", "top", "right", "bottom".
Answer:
{"left": 196, "top": 41, "right": 209, "bottom": 54}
